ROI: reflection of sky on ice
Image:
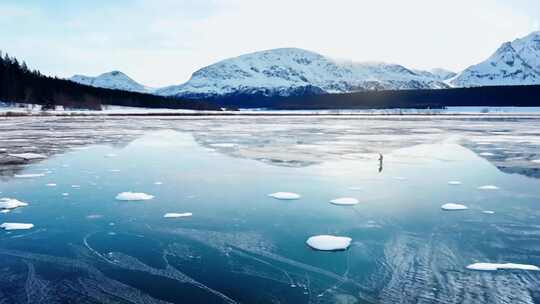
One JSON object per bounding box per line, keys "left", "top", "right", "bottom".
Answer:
{"left": 0, "top": 116, "right": 539, "bottom": 303}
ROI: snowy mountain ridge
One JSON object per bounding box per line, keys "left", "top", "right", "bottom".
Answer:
{"left": 451, "top": 31, "right": 540, "bottom": 87}
{"left": 69, "top": 48, "right": 454, "bottom": 98}
{"left": 69, "top": 71, "right": 152, "bottom": 93}
{"left": 154, "top": 48, "right": 452, "bottom": 98}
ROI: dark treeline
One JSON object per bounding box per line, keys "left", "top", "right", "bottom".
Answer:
{"left": 0, "top": 52, "right": 220, "bottom": 111}
{"left": 196, "top": 85, "right": 540, "bottom": 109}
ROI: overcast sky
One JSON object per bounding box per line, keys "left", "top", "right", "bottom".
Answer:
{"left": 1, "top": 0, "right": 539, "bottom": 87}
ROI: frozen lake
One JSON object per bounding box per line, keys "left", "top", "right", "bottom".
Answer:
{"left": 1, "top": 116, "right": 540, "bottom": 303}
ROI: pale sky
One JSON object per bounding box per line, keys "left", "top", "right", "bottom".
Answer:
{"left": 1, "top": 0, "right": 539, "bottom": 87}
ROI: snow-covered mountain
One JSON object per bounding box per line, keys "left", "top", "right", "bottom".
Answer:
{"left": 451, "top": 31, "right": 540, "bottom": 87}
{"left": 69, "top": 71, "right": 152, "bottom": 93}
{"left": 155, "top": 48, "right": 451, "bottom": 98}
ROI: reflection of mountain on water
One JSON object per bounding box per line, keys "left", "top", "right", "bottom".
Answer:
{"left": 463, "top": 141, "right": 540, "bottom": 179}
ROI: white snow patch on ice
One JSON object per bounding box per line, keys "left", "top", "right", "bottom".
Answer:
{"left": 115, "top": 192, "right": 154, "bottom": 201}
{"left": 466, "top": 262, "right": 539, "bottom": 271}
{"left": 0, "top": 222, "right": 34, "bottom": 230}
{"left": 268, "top": 192, "right": 301, "bottom": 200}
{"left": 163, "top": 212, "right": 193, "bottom": 218}
{"left": 209, "top": 143, "right": 237, "bottom": 148}
{"left": 329, "top": 197, "right": 359, "bottom": 206}
{"left": 306, "top": 235, "right": 352, "bottom": 251}
{"left": 8, "top": 153, "right": 46, "bottom": 160}
{"left": 14, "top": 173, "right": 45, "bottom": 178}
{"left": 0, "top": 198, "right": 28, "bottom": 210}
{"left": 478, "top": 185, "right": 499, "bottom": 190}
{"left": 441, "top": 203, "right": 468, "bottom": 211}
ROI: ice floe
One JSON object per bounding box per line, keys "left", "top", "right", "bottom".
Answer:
{"left": 209, "top": 143, "right": 237, "bottom": 148}
{"left": 14, "top": 173, "right": 45, "bottom": 178}
{"left": 478, "top": 185, "right": 499, "bottom": 190}
{"left": 115, "top": 192, "right": 154, "bottom": 201}
{"left": 0, "top": 222, "right": 34, "bottom": 230}
{"left": 62, "top": 193, "right": 69, "bottom": 196}
{"left": 466, "top": 262, "right": 539, "bottom": 271}
{"left": 8, "top": 153, "right": 46, "bottom": 160}
{"left": 531, "top": 159, "right": 540, "bottom": 164}
{"left": 0, "top": 198, "right": 28, "bottom": 210}
{"left": 441, "top": 203, "right": 468, "bottom": 211}
{"left": 448, "top": 181, "right": 462, "bottom": 185}
{"left": 45, "top": 183, "right": 57, "bottom": 187}
{"left": 482, "top": 210, "right": 495, "bottom": 214}
{"left": 154, "top": 181, "right": 163, "bottom": 185}
{"left": 479, "top": 152, "right": 495, "bottom": 156}
{"left": 164, "top": 213, "right": 193, "bottom": 218}
{"left": 268, "top": 192, "right": 301, "bottom": 200}
{"left": 329, "top": 197, "right": 359, "bottom": 206}
{"left": 306, "top": 235, "right": 352, "bottom": 251}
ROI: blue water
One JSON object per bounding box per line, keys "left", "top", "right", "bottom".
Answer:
{"left": 1, "top": 130, "right": 540, "bottom": 303}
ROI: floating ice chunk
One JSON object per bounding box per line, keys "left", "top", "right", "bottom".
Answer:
{"left": 448, "top": 181, "right": 462, "bottom": 185}
{"left": 531, "top": 159, "right": 540, "bottom": 164}
{"left": 0, "top": 210, "right": 10, "bottom": 214}
{"left": 329, "top": 197, "right": 359, "bottom": 206}
{"left": 268, "top": 192, "right": 301, "bottom": 200}
{"left": 210, "top": 143, "right": 237, "bottom": 148}
{"left": 62, "top": 193, "right": 69, "bottom": 196}
{"left": 441, "top": 203, "right": 468, "bottom": 211}
{"left": 8, "top": 153, "right": 46, "bottom": 160}
{"left": 482, "top": 210, "right": 495, "bottom": 214}
{"left": 115, "top": 192, "right": 154, "bottom": 201}
{"left": 0, "top": 223, "right": 34, "bottom": 230}
{"left": 478, "top": 185, "right": 499, "bottom": 190}
{"left": 466, "top": 262, "right": 539, "bottom": 271}
{"left": 71, "top": 185, "right": 81, "bottom": 188}
{"left": 45, "top": 183, "right": 57, "bottom": 187}
{"left": 154, "top": 181, "right": 163, "bottom": 185}
{"left": 0, "top": 198, "right": 28, "bottom": 210}
{"left": 479, "top": 152, "right": 495, "bottom": 156}
{"left": 14, "top": 173, "right": 45, "bottom": 178}
{"left": 306, "top": 235, "right": 352, "bottom": 251}
{"left": 164, "top": 212, "right": 193, "bottom": 218}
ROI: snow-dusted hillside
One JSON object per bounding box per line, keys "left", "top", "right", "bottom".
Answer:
{"left": 451, "top": 31, "right": 540, "bottom": 87}
{"left": 155, "top": 48, "right": 451, "bottom": 98}
{"left": 69, "top": 71, "right": 151, "bottom": 93}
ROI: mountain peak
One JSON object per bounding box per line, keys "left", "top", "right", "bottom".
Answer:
{"left": 69, "top": 70, "right": 151, "bottom": 93}
{"left": 451, "top": 31, "right": 540, "bottom": 87}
